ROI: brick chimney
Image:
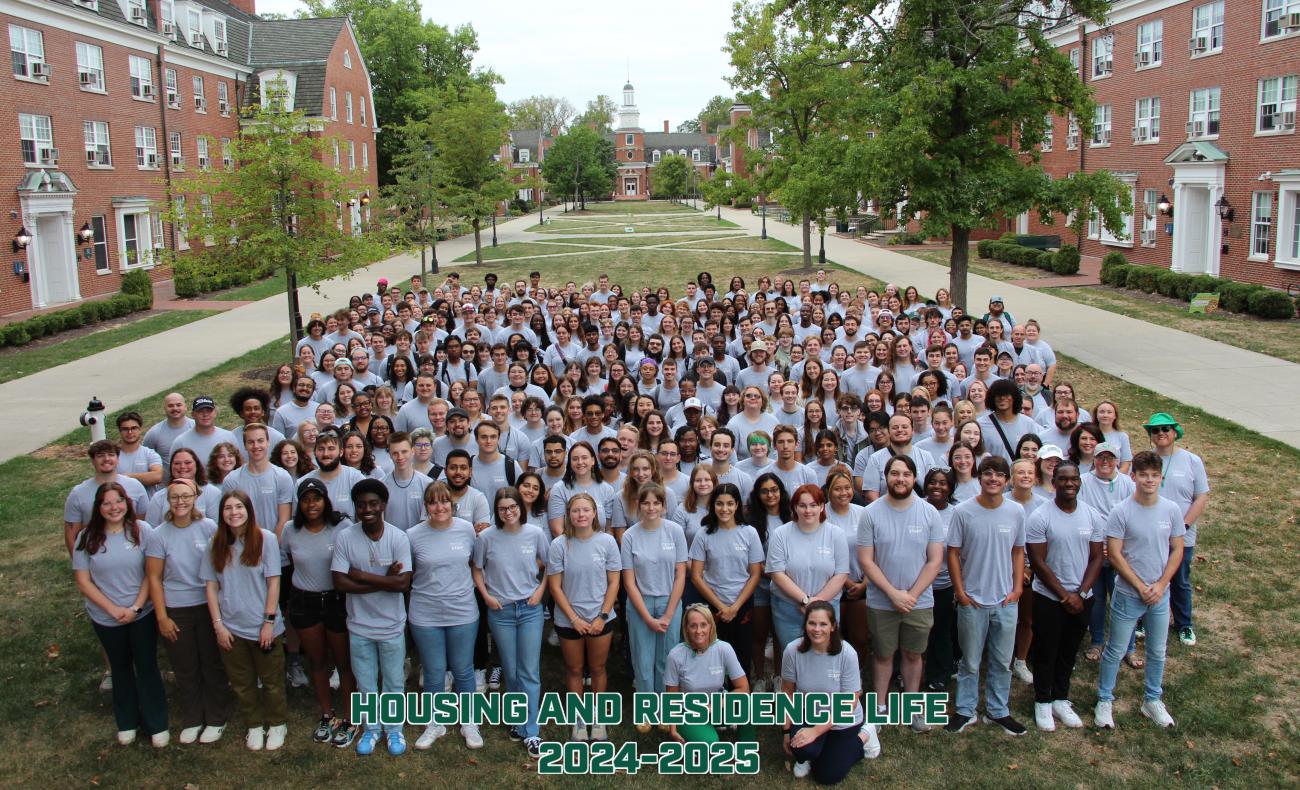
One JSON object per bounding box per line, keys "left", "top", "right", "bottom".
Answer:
{"left": 701, "top": 121, "right": 708, "bottom": 134}
{"left": 664, "top": 120, "right": 669, "bottom": 133}
{"left": 227, "top": 0, "right": 255, "bottom": 15}
{"left": 549, "top": 126, "right": 558, "bottom": 138}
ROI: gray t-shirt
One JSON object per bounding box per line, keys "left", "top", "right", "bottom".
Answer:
{"left": 1026, "top": 501, "right": 1103, "bottom": 601}
{"left": 770, "top": 463, "right": 819, "bottom": 497}
{"left": 168, "top": 426, "right": 237, "bottom": 468}
{"left": 280, "top": 520, "right": 350, "bottom": 592}
{"left": 726, "top": 413, "right": 781, "bottom": 460}
{"left": 473, "top": 524, "right": 549, "bottom": 602}
{"left": 144, "top": 517, "right": 218, "bottom": 608}
{"left": 1079, "top": 472, "right": 1135, "bottom": 520}
{"left": 301, "top": 466, "right": 368, "bottom": 519}
{"left": 546, "top": 480, "right": 617, "bottom": 526}
{"left": 620, "top": 521, "right": 688, "bottom": 597}
{"left": 395, "top": 399, "right": 434, "bottom": 434}
{"left": 857, "top": 496, "right": 944, "bottom": 610}
{"left": 448, "top": 487, "right": 491, "bottom": 528}
{"left": 546, "top": 532, "right": 622, "bottom": 628}
{"left": 117, "top": 446, "right": 163, "bottom": 497}
{"left": 930, "top": 505, "right": 955, "bottom": 589}
{"left": 766, "top": 522, "right": 850, "bottom": 605}
{"left": 146, "top": 484, "right": 223, "bottom": 527}
{"left": 231, "top": 425, "right": 287, "bottom": 462}
{"left": 64, "top": 475, "right": 150, "bottom": 528}
{"left": 73, "top": 523, "right": 155, "bottom": 627}
{"left": 271, "top": 401, "right": 316, "bottom": 439}
{"left": 946, "top": 498, "right": 1026, "bottom": 606}
{"left": 407, "top": 518, "right": 479, "bottom": 627}
{"left": 665, "top": 640, "right": 746, "bottom": 692}
{"left": 143, "top": 418, "right": 193, "bottom": 458}
{"left": 977, "top": 413, "right": 1039, "bottom": 461}
{"left": 199, "top": 529, "right": 284, "bottom": 641}
{"left": 470, "top": 454, "right": 525, "bottom": 510}
{"left": 1157, "top": 449, "right": 1210, "bottom": 546}
{"left": 860, "top": 446, "right": 937, "bottom": 496}
{"left": 431, "top": 435, "right": 476, "bottom": 467}
{"left": 330, "top": 522, "right": 412, "bottom": 641}
{"left": 824, "top": 504, "right": 866, "bottom": 582}
{"left": 382, "top": 471, "right": 434, "bottom": 531}
{"left": 841, "top": 366, "right": 881, "bottom": 399}
{"left": 609, "top": 487, "right": 680, "bottom": 531}
{"left": 1104, "top": 496, "right": 1187, "bottom": 599}
{"left": 221, "top": 465, "right": 294, "bottom": 533}
{"left": 780, "top": 641, "right": 863, "bottom": 729}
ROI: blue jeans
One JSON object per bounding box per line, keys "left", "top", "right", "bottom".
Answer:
{"left": 1170, "top": 546, "right": 1194, "bottom": 629}
{"left": 772, "top": 596, "right": 839, "bottom": 654}
{"left": 411, "top": 619, "right": 479, "bottom": 700}
{"left": 1098, "top": 590, "right": 1170, "bottom": 703}
{"left": 486, "top": 601, "right": 544, "bottom": 738}
{"left": 1089, "top": 565, "right": 1137, "bottom": 652}
{"left": 626, "top": 594, "right": 682, "bottom": 693}
{"left": 349, "top": 632, "right": 405, "bottom": 733}
{"left": 955, "top": 602, "right": 1017, "bottom": 719}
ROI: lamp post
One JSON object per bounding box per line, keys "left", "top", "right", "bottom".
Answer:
{"left": 424, "top": 142, "right": 439, "bottom": 275}
{"left": 491, "top": 210, "right": 498, "bottom": 247}
{"left": 761, "top": 197, "right": 767, "bottom": 240}
{"left": 818, "top": 225, "right": 826, "bottom": 264}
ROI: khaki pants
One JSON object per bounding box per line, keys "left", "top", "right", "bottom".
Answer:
{"left": 219, "top": 635, "right": 288, "bottom": 729}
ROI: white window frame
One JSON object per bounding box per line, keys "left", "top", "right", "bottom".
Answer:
{"left": 1257, "top": 75, "right": 1298, "bottom": 133}
{"left": 19, "top": 113, "right": 54, "bottom": 165}
{"left": 1142, "top": 189, "right": 1158, "bottom": 246}
{"left": 211, "top": 18, "right": 226, "bottom": 54}
{"left": 126, "top": 0, "right": 147, "bottom": 26}
{"left": 186, "top": 8, "right": 202, "bottom": 47}
{"left": 192, "top": 75, "right": 206, "bottom": 112}
{"left": 129, "top": 55, "right": 153, "bottom": 100}
{"left": 84, "top": 120, "right": 111, "bottom": 167}
{"left": 160, "top": 0, "right": 175, "bottom": 37}
{"left": 362, "top": 142, "right": 368, "bottom": 170}
{"left": 625, "top": 133, "right": 634, "bottom": 145}
{"left": 169, "top": 130, "right": 184, "bottom": 168}
{"left": 1251, "top": 191, "right": 1273, "bottom": 259}
{"left": 197, "top": 136, "right": 209, "bottom": 169}
{"left": 1188, "top": 88, "right": 1221, "bottom": 138}
{"left": 1069, "top": 47, "right": 1080, "bottom": 71}
{"left": 1134, "top": 97, "right": 1160, "bottom": 143}
{"left": 217, "top": 81, "right": 229, "bottom": 115}
{"left": 360, "top": 97, "right": 366, "bottom": 126}
{"left": 518, "top": 148, "right": 530, "bottom": 163}
{"left": 1066, "top": 113, "right": 1079, "bottom": 149}
{"left": 651, "top": 149, "right": 660, "bottom": 163}
{"left": 332, "top": 138, "right": 340, "bottom": 169}
{"left": 343, "top": 49, "right": 352, "bottom": 68}
{"left": 692, "top": 149, "right": 701, "bottom": 162}
{"left": 1136, "top": 20, "right": 1162, "bottom": 68}
{"left": 1091, "top": 104, "right": 1112, "bottom": 146}
{"left": 119, "top": 209, "right": 155, "bottom": 269}
{"left": 1091, "top": 34, "right": 1113, "bottom": 78}
{"left": 173, "top": 196, "right": 188, "bottom": 251}
{"left": 165, "top": 68, "right": 179, "bottom": 107}
{"left": 9, "top": 25, "right": 46, "bottom": 81}
{"left": 1263, "top": 0, "right": 1300, "bottom": 39}
{"left": 348, "top": 140, "right": 356, "bottom": 170}
{"left": 329, "top": 87, "right": 337, "bottom": 120}
{"left": 1041, "top": 115, "right": 1053, "bottom": 151}
{"left": 1191, "top": 1, "right": 1225, "bottom": 55}
{"left": 134, "top": 125, "right": 158, "bottom": 168}
{"left": 345, "top": 92, "right": 353, "bottom": 123}
{"left": 221, "top": 137, "right": 232, "bottom": 169}
{"left": 76, "top": 42, "right": 105, "bottom": 92}
{"left": 1099, "top": 178, "right": 1137, "bottom": 247}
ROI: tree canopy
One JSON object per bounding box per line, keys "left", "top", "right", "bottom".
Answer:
{"left": 678, "top": 95, "right": 734, "bottom": 133}
{"left": 653, "top": 155, "right": 692, "bottom": 201}
{"left": 508, "top": 95, "right": 575, "bottom": 133}
{"left": 573, "top": 95, "right": 618, "bottom": 134}
{"left": 541, "top": 126, "right": 618, "bottom": 207}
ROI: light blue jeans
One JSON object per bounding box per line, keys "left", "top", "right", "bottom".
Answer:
{"left": 1098, "top": 590, "right": 1170, "bottom": 703}
{"left": 955, "top": 602, "right": 1018, "bottom": 719}
{"left": 627, "top": 594, "right": 682, "bottom": 693}
{"left": 411, "top": 619, "right": 479, "bottom": 700}
{"left": 771, "top": 595, "right": 840, "bottom": 654}
{"left": 486, "top": 601, "right": 544, "bottom": 738}
{"left": 349, "top": 632, "right": 405, "bottom": 733}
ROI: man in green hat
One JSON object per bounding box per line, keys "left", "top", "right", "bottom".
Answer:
{"left": 1143, "top": 412, "right": 1209, "bottom": 647}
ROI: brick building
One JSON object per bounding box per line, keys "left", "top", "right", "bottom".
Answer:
{"left": 2, "top": 0, "right": 378, "bottom": 317}
{"left": 500, "top": 128, "right": 553, "bottom": 204}
{"left": 610, "top": 82, "right": 718, "bottom": 200}
{"left": 1026, "top": 0, "right": 1300, "bottom": 289}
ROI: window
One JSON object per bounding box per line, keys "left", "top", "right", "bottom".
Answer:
{"left": 199, "top": 196, "right": 214, "bottom": 245}
{"left": 692, "top": 149, "right": 701, "bottom": 162}
{"left": 169, "top": 130, "right": 183, "bottom": 167}
{"left": 122, "top": 212, "right": 154, "bottom": 268}
{"left": 192, "top": 75, "right": 206, "bottom": 111}
{"left": 173, "top": 197, "right": 188, "bottom": 251}
{"left": 1188, "top": 88, "right": 1221, "bottom": 137}
{"left": 518, "top": 148, "right": 530, "bottom": 163}
{"left": 261, "top": 71, "right": 293, "bottom": 112}
{"left": 19, "top": 113, "right": 53, "bottom": 165}
{"left": 360, "top": 97, "right": 366, "bottom": 126}
{"left": 160, "top": 0, "right": 175, "bottom": 37}
{"left": 1092, "top": 34, "right": 1113, "bottom": 77}
{"left": 1091, "top": 104, "right": 1111, "bottom": 145}
{"left": 1252, "top": 192, "right": 1273, "bottom": 258}
{"left": 1088, "top": 207, "right": 1100, "bottom": 239}
{"left": 129, "top": 55, "right": 153, "bottom": 99}
{"left": 1191, "top": 1, "right": 1224, "bottom": 54}
{"left": 217, "top": 81, "right": 229, "bottom": 115}
{"left": 9, "top": 25, "right": 46, "bottom": 80}
{"left": 1098, "top": 179, "right": 1136, "bottom": 246}
{"left": 91, "top": 216, "right": 109, "bottom": 272}
{"left": 1258, "top": 76, "right": 1298, "bottom": 132}
{"left": 221, "top": 137, "right": 232, "bottom": 168}
{"left": 1041, "top": 115, "right": 1053, "bottom": 151}
{"left": 84, "top": 120, "right": 111, "bottom": 166}
{"left": 1069, "top": 47, "right": 1080, "bottom": 70}
{"left": 361, "top": 142, "right": 368, "bottom": 170}
{"left": 126, "top": 0, "right": 147, "bottom": 26}
{"left": 197, "top": 137, "right": 209, "bottom": 169}
{"left": 76, "top": 42, "right": 105, "bottom": 91}
{"left": 135, "top": 126, "right": 158, "bottom": 168}
{"left": 186, "top": 8, "right": 201, "bottom": 46}
{"left": 1136, "top": 20, "right": 1162, "bottom": 67}
{"left": 652, "top": 149, "right": 661, "bottom": 163}
{"left": 211, "top": 18, "right": 226, "bottom": 54}
{"left": 332, "top": 138, "right": 340, "bottom": 168}
{"left": 345, "top": 92, "right": 353, "bottom": 123}
{"left": 1143, "top": 189, "right": 1158, "bottom": 246}
{"left": 329, "top": 87, "right": 337, "bottom": 120}
{"left": 165, "top": 68, "right": 178, "bottom": 107}
{"left": 1264, "top": 0, "right": 1300, "bottom": 38}
{"left": 1066, "top": 113, "right": 1079, "bottom": 148}
{"left": 343, "top": 49, "right": 352, "bottom": 68}
{"left": 1292, "top": 198, "right": 1300, "bottom": 260}
{"left": 348, "top": 141, "right": 356, "bottom": 170}
{"left": 625, "top": 133, "right": 634, "bottom": 145}
{"left": 1134, "top": 97, "right": 1160, "bottom": 142}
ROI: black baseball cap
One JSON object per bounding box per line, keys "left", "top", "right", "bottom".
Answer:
{"left": 192, "top": 396, "right": 215, "bottom": 411}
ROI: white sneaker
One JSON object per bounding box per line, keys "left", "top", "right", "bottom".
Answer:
{"left": 860, "top": 723, "right": 881, "bottom": 758}
{"left": 265, "top": 724, "right": 287, "bottom": 751}
{"left": 151, "top": 730, "right": 170, "bottom": 748}
{"left": 100, "top": 671, "right": 114, "bottom": 692}
{"left": 1034, "top": 702, "right": 1055, "bottom": 732}
{"left": 1052, "top": 700, "right": 1084, "bottom": 728}
{"left": 908, "top": 712, "right": 931, "bottom": 733}
{"left": 287, "top": 661, "right": 309, "bottom": 689}
{"left": 246, "top": 727, "right": 265, "bottom": 751}
{"left": 590, "top": 723, "right": 608, "bottom": 741}
{"left": 752, "top": 677, "right": 768, "bottom": 694}
{"left": 117, "top": 729, "right": 136, "bottom": 746}
{"left": 1012, "top": 659, "right": 1034, "bottom": 684}
{"left": 199, "top": 724, "right": 225, "bottom": 743}
{"left": 475, "top": 669, "right": 487, "bottom": 693}
{"left": 488, "top": 666, "right": 503, "bottom": 691}
{"left": 1141, "top": 700, "right": 1175, "bottom": 728}
{"left": 179, "top": 726, "right": 202, "bottom": 744}
{"left": 415, "top": 724, "right": 447, "bottom": 750}
{"left": 764, "top": 641, "right": 774, "bottom": 661}
{"left": 461, "top": 724, "right": 484, "bottom": 749}
{"left": 547, "top": 628, "right": 560, "bottom": 647}
{"left": 571, "top": 723, "right": 588, "bottom": 742}
{"left": 329, "top": 667, "right": 340, "bottom": 690}
{"left": 1094, "top": 701, "right": 1115, "bottom": 729}
{"left": 444, "top": 671, "right": 453, "bottom": 692}
{"left": 793, "top": 760, "right": 811, "bottom": 778}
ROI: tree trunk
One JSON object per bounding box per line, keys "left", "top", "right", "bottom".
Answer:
{"left": 284, "top": 268, "right": 301, "bottom": 344}
{"left": 801, "top": 210, "right": 813, "bottom": 270}
{"left": 950, "top": 224, "right": 971, "bottom": 309}
{"left": 472, "top": 218, "right": 483, "bottom": 264}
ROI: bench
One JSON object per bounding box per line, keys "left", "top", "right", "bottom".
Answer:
{"left": 1013, "top": 234, "right": 1062, "bottom": 250}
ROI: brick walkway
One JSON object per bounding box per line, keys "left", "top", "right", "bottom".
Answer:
{"left": 150, "top": 278, "right": 252, "bottom": 311}
{"left": 1007, "top": 255, "right": 1102, "bottom": 289}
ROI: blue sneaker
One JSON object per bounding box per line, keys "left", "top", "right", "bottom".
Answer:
{"left": 356, "top": 728, "right": 380, "bottom": 756}
{"left": 387, "top": 730, "right": 406, "bottom": 756}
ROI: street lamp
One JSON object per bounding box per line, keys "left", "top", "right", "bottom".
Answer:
{"left": 491, "top": 210, "right": 498, "bottom": 247}
{"left": 761, "top": 198, "right": 767, "bottom": 240}
{"left": 818, "top": 225, "right": 826, "bottom": 264}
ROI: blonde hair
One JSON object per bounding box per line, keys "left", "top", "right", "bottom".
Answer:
{"left": 681, "top": 603, "right": 718, "bottom": 652}
{"left": 563, "top": 492, "right": 603, "bottom": 538}
{"left": 164, "top": 478, "right": 203, "bottom": 523}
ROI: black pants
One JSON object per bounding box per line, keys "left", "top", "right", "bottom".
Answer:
{"left": 924, "top": 586, "right": 958, "bottom": 687}
{"left": 790, "top": 724, "right": 863, "bottom": 785}
{"left": 161, "top": 603, "right": 229, "bottom": 728}
{"left": 714, "top": 599, "right": 754, "bottom": 675}
{"left": 93, "top": 611, "right": 169, "bottom": 736}
{"left": 474, "top": 590, "right": 494, "bottom": 668}
{"left": 1030, "top": 591, "right": 1093, "bottom": 704}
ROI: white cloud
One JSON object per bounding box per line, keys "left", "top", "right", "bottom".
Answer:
{"left": 255, "top": 0, "right": 737, "bottom": 130}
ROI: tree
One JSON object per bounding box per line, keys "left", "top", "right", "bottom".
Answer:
{"left": 507, "top": 95, "right": 575, "bottom": 132}
{"left": 383, "top": 115, "right": 449, "bottom": 278}
{"left": 418, "top": 82, "right": 515, "bottom": 264}
{"left": 701, "top": 170, "right": 742, "bottom": 217}
{"left": 162, "top": 107, "right": 384, "bottom": 342}
{"left": 654, "top": 155, "right": 692, "bottom": 201}
{"left": 542, "top": 126, "right": 617, "bottom": 209}
{"left": 573, "top": 95, "right": 618, "bottom": 133}
{"left": 784, "top": 0, "right": 1130, "bottom": 307}
{"left": 698, "top": 94, "right": 734, "bottom": 132}
{"left": 766, "top": 133, "right": 861, "bottom": 267}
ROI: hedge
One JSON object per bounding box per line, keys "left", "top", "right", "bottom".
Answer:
{"left": 0, "top": 289, "right": 152, "bottom": 348}
{"left": 888, "top": 230, "right": 928, "bottom": 245}
{"left": 1095, "top": 252, "right": 1297, "bottom": 320}
{"left": 979, "top": 240, "right": 1079, "bottom": 275}
{"left": 174, "top": 263, "right": 276, "bottom": 298}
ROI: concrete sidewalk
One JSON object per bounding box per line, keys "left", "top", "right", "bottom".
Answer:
{"left": 725, "top": 207, "right": 1300, "bottom": 449}
{"left": 0, "top": 215, "right": 536, "bottom": 463}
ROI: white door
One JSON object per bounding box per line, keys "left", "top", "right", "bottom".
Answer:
{"left": 1182, "top": 188, "right": 1208, "bottom": 274}
{"left": 625, "top": 178, "right": 637, "bottom": 196}
{"left": 37, "top": 214, "right": 75, "bottom": 305}
{"left": 1016, "top": 212, "right": 1030, "bottom": 234}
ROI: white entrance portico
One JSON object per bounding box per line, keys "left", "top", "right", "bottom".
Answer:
{"left": 17, "top": 170, "right": 81, "bottom": 309}
{"left": 1164, "top": 142, "right": 1228, "bottom": 276}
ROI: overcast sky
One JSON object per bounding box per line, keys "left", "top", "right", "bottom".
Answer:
{"left": 256, "top": 0, "right": 738, "bottom": 130}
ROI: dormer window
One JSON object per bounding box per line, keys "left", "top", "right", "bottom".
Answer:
{"left": 259, "top": 69, "right": 296, "bottom": 112}
{"left": 519, "top": 149, "right": 530, "bottom": 163}
{"left": 652, "top": 150, "right": 661, "bottom": 163}
{"left": 187, "top": 8, "right": 202, "bottom": 47}
{"left": 211, "top": 18, "right": 227, "bottom": 55}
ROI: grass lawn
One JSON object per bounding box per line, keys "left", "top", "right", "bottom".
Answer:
{"left": 206, "top": 272, "right": 292, "bottom": 302}
{"left": 575, "top": 200, "right": 702, "bottom": 214}
{"left": 452, "top": 242, "right": 601, "bottom": 262}
{"left": 1046, "top": 285, "right": 1300, "bottom": 366}
{"left": 527, "top": 217, "right": 740, "bottom": 235}
{"left": 0, "top": 310, "right": 216, "bottom": 385}
{"left": 904, "top": 247, "right": 1053, "bottom": 281}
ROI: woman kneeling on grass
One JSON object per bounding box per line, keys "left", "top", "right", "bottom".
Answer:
{"left": 663, "top": 604, "right": 755, "bottom": 743}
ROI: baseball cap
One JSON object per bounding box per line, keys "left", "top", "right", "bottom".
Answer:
{"left": 749, "top": 340, "right": 768, "bottom": 354}
{"left": 377, "top": 278, "right": 389, "bottom": 286}
{"left": 192, "top": 396, "right": 215, "bottom": 411}
{"left": 989, "top": 295, "right": 1005, "bottom": 303}
{"left": 447, "top": 407, "right": 470, "bottom": 421}
{"left": 683, "top": 398, "right": 703, "bottom": 412}
{"left": 333, "top": 358, "right": 354, "bottom": 370}
{"left": 297, "top": 478, "right": 329, "bottom": 500}
{"left": 1094, "top": 442, "right": 1120, "bottom": 457}
{"left": 695, "top": 356, "right": 716, "bottom": 367}
{"left": 366, "top": 306, "right": 379, "bottom": 315}
{"left": 1037, "top": 444, "right": 1066, "bottom": 461}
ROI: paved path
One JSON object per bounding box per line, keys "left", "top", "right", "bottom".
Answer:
{"left": 725, "top": 207, "right": 1300, "bottom": 449}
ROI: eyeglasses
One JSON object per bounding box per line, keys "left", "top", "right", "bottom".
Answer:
{"left": 167, "top": 493, "right": 196, "bottom": 502}
{"left": 1147, "top": 426, "right": 1173, "bottom": 434}
{"left": 497, "top": 503, "right": 520, "bottom": 512}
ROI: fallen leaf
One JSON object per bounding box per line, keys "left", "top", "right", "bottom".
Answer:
{"left": 466, "top": 758, "right": 479, "bottom": 766}
{"left": 1232, "top": 757, "right": 1243, "bottom": 767}
{"left": 45, "top": 644, "right": 59, "bottom": 660}
{"left": 89, "top": 777, "right": 100, "bottom": 786}
{"left": 1185, "top": 739, "right": 1195, "bottom": 750}
{"left": 1007, "top": 764, "right": 1019, "bottom": 771}
{"left": 33, "top": 699, "right": 50, "bottom": 708}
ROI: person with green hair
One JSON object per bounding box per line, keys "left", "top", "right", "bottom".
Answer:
{"left": 662, "top": 604, "right": 756, "bottom": 743}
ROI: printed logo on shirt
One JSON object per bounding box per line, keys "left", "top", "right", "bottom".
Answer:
{"left": 709, "top": 664, "right": 724, "bottom": 676}
{"left": 908, "top": 524, "right": 924, "bottom": 535}
{"left": 998, "top": 524, "right": 1012, "bottom": 534}
{"left": 520, "top": 545, "right": 536, "bottom": 555}
{"left": 193, "top": 540, "right": 206, "bottom": 550}
{"left": 1158, "top": 520, "right": 1171, "bottom": 534}
{"left": 661, "top": 542, "right": 676, "bottom": 551}
{"left": 816, "top": 546, "right": 833, "bottom": 556}
{"left": 450, "top": 543, "right": 467, "bottom": 554}
{"left": 826, "top": 669, "right": 841, "bottom": 682}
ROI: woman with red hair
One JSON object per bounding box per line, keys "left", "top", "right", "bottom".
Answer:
{"left": 765, "top": 483, "right": 850, "bottom": 651}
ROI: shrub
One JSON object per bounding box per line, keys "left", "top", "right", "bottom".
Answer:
{"left": 1183, "top": 274, "right": 1222, "bottom": 302}
{"left": 1036, "top": 251, "right": 1055, "bottom": 270}
{"left": 1054, "top": 245, "right": 1081, "bottom": 275}
{"left": 999, "top": 232, "right": 1017, "bottom": 242}
{"left": 1124, "top": 266, "right": 1157, "bottom": 293}
{"left": 119, "top": 270, "right": 153, "bottom": 304}
{"left": 977, "top": 239, "right": 994, "bottom": 258}
{"left": 1154, "top": 269, "right": 1183, "bottom": 298}
{"left": 3, "top": 325, "right": 31, "bottom": 346}
{"left": 1246, "top": 289, "right": 1296, "bottom": 319}
{"left": 1218, "top": 281, "right": 1262, "bottom": 314}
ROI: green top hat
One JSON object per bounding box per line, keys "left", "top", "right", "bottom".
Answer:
{"left": 1143, "top": 412, "right": 1184, "bottom": 440}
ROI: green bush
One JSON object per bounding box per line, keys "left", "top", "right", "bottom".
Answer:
{"left": 1218, "top": 281, "right": 1262, "bottom": 314}
{"left": 3, "top": 325, "right": 30, "bottom": 346}
{"left": 1246, "top": 289, "right": 1296, "bottom": 319}
{"left": 976, "top": 239, "right": 994, "bottom": 258}
{"left": 1154, "top": 269, "right": 1183, "bottom": 298}
{"left": 119, "top": 270, "right": 153, "bottom": 305}
{"left": 0, "top": 289, "right": 152, "bottom": 348}
{"left": 999, "top": 232, "right": 1017, "bottom": 242}
{"left": 1036, "top": 251, "right": 1056, "bottom": 270}
{"left": 1125, "top": 266, "right": 1159, "bottom": 293}
{"left": 1183, "top": 275, "right": 1221, "bottom": 302}
{"left": 1054, "top": 245, "right": 1081, "bottom": 275}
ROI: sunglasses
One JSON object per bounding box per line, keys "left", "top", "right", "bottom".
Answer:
{"left": 1147, "top": 426, "right": 1174, "bottom": 434}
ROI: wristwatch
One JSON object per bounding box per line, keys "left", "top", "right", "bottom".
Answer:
{"left": 264, "top": 613, "right": 277, "bottom": 623}
{"left": 597, "top": 611, "right": 611, "bottom": 620}
{"left": 131, "top": 606, "right": 143, "bottom": 614}
{"left": 801, "top": 595, "right": 811, "bottom": 606}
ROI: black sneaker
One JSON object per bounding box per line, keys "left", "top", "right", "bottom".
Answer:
{"left": 313, "top": 714, "right": 336, "bottom": 743}
{"left": 926, "top": 680, "right": 947, "bottom": 693}
{"left": 525, "top": 737, "right": 542, "bottom": 758}
{"left": 508, "top": 726, "right": 524, "bottom": 742}
{"left": 331, "top": 721, "right": 359, "bottom": 749}
{"left": 944, "top": 712, "right": 975, "bottom": 733}
{"left": 982, "top": 714, "right": 1027, "bottom": 736}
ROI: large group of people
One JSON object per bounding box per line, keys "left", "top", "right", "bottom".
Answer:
{"left": 66, "top": 267, "right": 1207, "bottom": 781}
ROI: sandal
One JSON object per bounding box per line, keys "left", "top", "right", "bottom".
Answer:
{"left": 1124, "top": 652, "right": 1145, "bottom": 669}
{"left": 1085, "top": 646, "right": 1102, "bottom": 662}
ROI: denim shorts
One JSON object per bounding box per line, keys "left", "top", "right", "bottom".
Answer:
{"left": 753, "top": 577, "right": 772, "bottom": 608}
{"left": 288, "top": 587, "right": 347, "bottom": 633}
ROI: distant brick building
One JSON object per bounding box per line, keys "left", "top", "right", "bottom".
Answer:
{"left": 610, "top": 82, "right": 718, "bottom": 200}
{"left": 2, "top": 0, "right": 378, "bottom": 317}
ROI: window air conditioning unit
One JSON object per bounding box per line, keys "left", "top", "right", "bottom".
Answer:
{"left": 1132, "top": 126, "right": 1148, "bottom": 142}
{"left": 79, "top": 70, "right": 97, "bottom": 86}
{"left": 30, "top": 61, "right": 49, "bottom": 78}
{"left": 1066, "top": 133, "right": 1079, "bottom": 148}
{"left": 1285, "top": 11, "right": 1300, "bottom": 29}
{"left": 141, "top": 83, "right": 154, "bottom": 98}
{"left": 1135, "top": 51, "right": 1150, "bottom": 67}
{"left": 146, "top": 153, "right": 158, "bottom": 166}
{"left": 167, "top": 90, "right": 179, "bottom": 107}
{"left": 189, "top": 31, "right": 202, "bottom": 47}
{"left": 1189, "top": 36, "right": 1208, "bottom": 54}
{"left": 195, "top": 96, "right": 206, "bottom": 111}
{"left": 162, "top": 20, "right": 175, "bottom": 36}
{"left": 1186, "top": 120, "right": 1204, "bottom": 137}
{"left": 40, "top": 148, "right": 59, "bottom": 165}
{"left": 1283, "top": 110, "right": 1297, "bottom": 129}
{"left": 1099, "top": 129, "right": 1111, "bottom": 144}
{"left": 198, "top": 156, "right": 209, "bottom": 168}
{"left": 1141, "top": 229, "right": 1156, "bottom": 245}
{"left": 218, "top": 100, "right": 229, "bottom": 115}
{"left": 76, "top": 0, "right": 96, "bottom": 7}
{"left": 215, "top": 41, "right": 227, "bottom": 55}
{"left": 130, "top": 6, "right": 147, "bottom": 22}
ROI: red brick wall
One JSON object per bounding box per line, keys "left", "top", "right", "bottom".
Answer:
{"left": 320, "top": 25, "right": 378, "bottom": 200}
